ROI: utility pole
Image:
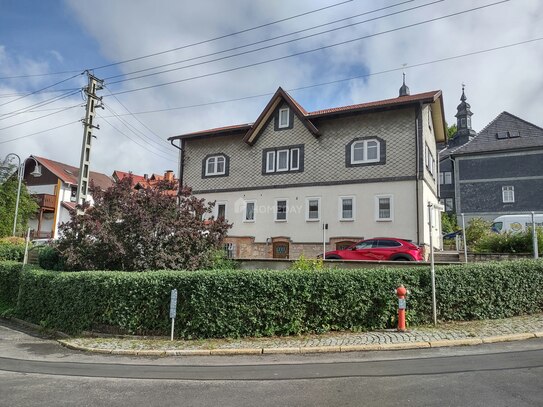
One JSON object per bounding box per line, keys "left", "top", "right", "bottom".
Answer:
{"left": 75, "top": 71, "right": 103, "bottom": 207}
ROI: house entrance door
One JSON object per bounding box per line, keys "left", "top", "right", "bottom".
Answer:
{"left": 272, "top": 242, "right": 289, "bottom": 259}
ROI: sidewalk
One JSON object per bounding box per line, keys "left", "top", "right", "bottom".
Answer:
{"left": 59, "top": 313, "right": 543, "bottom": 356}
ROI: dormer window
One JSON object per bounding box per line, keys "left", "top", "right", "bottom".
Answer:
{"left": 202, "top": 154, "right": 229, "bottom": 178}
{"left": 346, "top": 137, "right": 386, "bottom": 167}
{"left": 278, "top": 108, "right": 290, "bottom": 128}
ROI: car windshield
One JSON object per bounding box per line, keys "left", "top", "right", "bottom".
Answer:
{"left": 491, "top": 222, "right": 503, "bottom": 232}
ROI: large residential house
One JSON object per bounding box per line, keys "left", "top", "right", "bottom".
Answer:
{"left": 169, "top": 84, "right": 447, "bottom": 259}
{"left": 439, "top": 88, "right": 543, "bottom": 223}
{"left": 23, "top": 156, "right": 113, "bottom": 239}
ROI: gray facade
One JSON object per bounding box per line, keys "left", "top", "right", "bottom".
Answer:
{"left": 439, "top": 96, "right": 543, "bottom": 222}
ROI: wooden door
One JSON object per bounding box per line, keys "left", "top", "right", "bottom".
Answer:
{"left": 272, "top": 242, "right": 289, "bottom": 259}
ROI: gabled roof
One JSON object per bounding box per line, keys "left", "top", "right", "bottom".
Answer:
{"left": 169, "top": 87, "right": 446, "bottom": 143}
{"left": 243, "top": 87, "right": 319, "bottom": 145}
{"left": 112, "top": 170, "right": 147, "bottom": 184}
{"left": 447, "top": 111, "right": 543, "bottom": 157}
{"left": 31, "top": 156, "right": 113, "bottom": 190}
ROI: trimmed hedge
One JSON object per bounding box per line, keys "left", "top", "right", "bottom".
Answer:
{"left": 0, "top": 261, "right": 24, "bottom": 308}
{"left": 2, "top": 260, "right": 543, "bottom": 337}
{"left": 0, "top": 238, "right": 26, "bottom": 262}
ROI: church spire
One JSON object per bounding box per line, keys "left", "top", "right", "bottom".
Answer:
{"left": 399, "top": 72, "right": 410, "bottom": 97}
{"left": 449, "top": 84, "right": 477, "bottom": 147}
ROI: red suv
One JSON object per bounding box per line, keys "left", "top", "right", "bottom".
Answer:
{"left": 323, "top": 238, "right": 423, "bottom": 261}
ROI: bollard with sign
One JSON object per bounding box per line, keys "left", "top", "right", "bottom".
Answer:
{"left": 395, "top": 285, "right": 407, "bottom": 332}
{"left": 170, "top": 289, "right": 177, "bottom": 341}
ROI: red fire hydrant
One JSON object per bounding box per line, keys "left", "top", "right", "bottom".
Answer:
{"left": 395, "top": 285, "right": 407, "bottom": 332}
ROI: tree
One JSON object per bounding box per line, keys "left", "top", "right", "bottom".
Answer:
{"left": 56, "top": 177, "right": 231, "bottom": 271}
{"left": 447, "top": 124, "right": 457, "bottom": 139}
{"left": 441, "top": 212, "right": 459, "bottom": 235}
{"left": 0, "top": 167, "right": 38, "bottom": 237}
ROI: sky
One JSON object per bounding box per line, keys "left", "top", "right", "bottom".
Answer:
{"left": 1, "top": 0, "right": 542, "bottom": 178}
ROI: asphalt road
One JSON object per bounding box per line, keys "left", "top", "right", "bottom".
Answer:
{"left": 1, "top": 322, "right": 542, "bottom": 407}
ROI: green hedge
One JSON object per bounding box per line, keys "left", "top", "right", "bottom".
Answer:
{"left": 2, "top": 260, "right": 543, "bottom": 337}
{"left": 0, "top": 238, "right": 26, "bottom": 262}
{"left": 0, "top": 261, "right": 24, "bottom": 308}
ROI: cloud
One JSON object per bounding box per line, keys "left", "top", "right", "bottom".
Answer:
{"left": 1, "top": 0, "right": 542, "bottom": 179}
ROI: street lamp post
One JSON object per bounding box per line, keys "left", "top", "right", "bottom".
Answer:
{"left": 1, "top": 154, "right": 42, "bottom": 236}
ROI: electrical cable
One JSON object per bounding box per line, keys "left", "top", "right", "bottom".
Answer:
{"left": 0, "top": 120, "right": 80, "bottom": 144}
{"left": 0, "top": 0, "right": 355, "bottom": 80}
{"left": 0, "top": 104, "right": 81, "bottom": 131}
{"left": 104, "top": 0, "right": 430, "bottom": 82}
{"left": 106, "top": 0, "right": 511, "bottom": 96}
{"left": 0, "top": 89, "right": 81, "bottom": 120}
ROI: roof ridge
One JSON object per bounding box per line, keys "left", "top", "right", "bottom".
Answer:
{"left": 500, "top": 111, "right": 543, "bottom": 133}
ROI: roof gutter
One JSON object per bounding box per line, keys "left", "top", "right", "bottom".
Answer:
{"left": 170, "top": 138, "right": 184, "bottom": 199}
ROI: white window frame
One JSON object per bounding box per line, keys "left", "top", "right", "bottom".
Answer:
{"left": 205, "top": 155, "right": 226, "bottom": 176}
{"left": 275, "top": 199, "right": 288, "bottom": 222}
{"left": 375, "top": 194, "right": 394, "bottom": 222}
{"left": 351, "top": 139, "right": 380, "bottom": 164}
{"left": 290, "top": 148, "right": 300, "bottom": 171}
{"left": 243, "top": 200, "right": 256, "bottom": 223}
{"left": 276, "top": 149, "right": 289, "bottom": 172}
{"left": 502, "top": 186, "right": 515, "bottom": 203}
{"left": 338, "top": 196, "right": 355, "bottom": 221}
{"left": 305, "top": 197, "right": 321, "bottom": 222}
{"left": 445, "top": 198, "right": 454, "bottom": 212}
{"left": 278, "top": 107, "right": 290, "bottom": 128}
{"left": 444, "top": 171, "right": 452, "bottom": 184}
{"left": 439, "top": 172, "right": 444, "bottom": 185}
{"left": 215, "top": 201, "right": 227, "bottom": 219}
{"left": 265, "top": 151, "right": 275, "bottom": 173}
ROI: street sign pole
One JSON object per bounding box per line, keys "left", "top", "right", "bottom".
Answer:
{"left": 170, "top": 289, "right": 177, "bottom": 341}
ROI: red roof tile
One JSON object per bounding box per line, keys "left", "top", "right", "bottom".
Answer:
{"left": 32, "top": 156, "right": 114, "bottom": 190}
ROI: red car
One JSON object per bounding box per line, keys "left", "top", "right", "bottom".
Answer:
{"left": 323, "top": 238, "right": 423, "bottom": 261}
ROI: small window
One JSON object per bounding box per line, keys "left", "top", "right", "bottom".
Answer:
{"left": 306, "top": 197, "right": 320, "bottom": 221}
{"left": 266, "top": 151, "right": 275, "bottom": 173}
{"left": 351, "top": 139, "right": 380, "bottom": 164}
{"left": 278, "top": 108, "right": 290, "bottom": 128}
{"left": 205, "top": 155, "right": 227, "bottom": 176}
{"left": 461, "top": 118, "right": 467, "bottom": 127}
{"left": 467, "top": 116, "right": 471, "bottom": 128}
{"left": 444, "top": 172, "right": 452, "bottom": 184}
{"left": 502, "top": 186, "right": 515, "bottom": 203}
{"left": 244, "top": 201, "right": 256, "bottom": 222}
{"left": 355, "top": 240, "right": 375, "bottom": 249}
{"left": 439, "top": 172, "right": 444, "bottom": 185}
{"left": 445, "top": 198, "right": 454, "bottom": 212}
{"left": 276, "top": 150, "right": 289, "bottom": 172}
{"left": 70, "top": 186, "right": 77, "bottom": 202}
{"left": 375, "top": 195, "right": 393, "bottom": 221}
{"left": 376, "top": 240, "right": 402, "bottom": 248}
{"left": 216, "top": 202, "right": 226, "bottom": 219}
{"left": 339, "top": 196, "right": 355, "bottom": 221}
{"left": 276, "top": 199, "right": 288, "bottom": 221}
{"left": 290, "top": 148, "right": 300, "bottom": 171}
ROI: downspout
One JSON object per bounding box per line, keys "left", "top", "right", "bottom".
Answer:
{"left": 415, "top": 102, "right": 422, "bottom": 245}
{"left": 170, "top": 138, "right": 184, "bottom": 202}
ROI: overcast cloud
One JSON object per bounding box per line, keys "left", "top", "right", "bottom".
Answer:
{"left": 1, "top": 0, "right": 542, "bottom": 177}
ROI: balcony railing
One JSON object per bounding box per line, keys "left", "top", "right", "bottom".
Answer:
{"left": 34, "top": 193, "right": 56, "bottom": 209}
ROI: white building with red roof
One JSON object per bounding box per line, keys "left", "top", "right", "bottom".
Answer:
{"left": 169, "top": 85, "right": 447, "bottom": 259}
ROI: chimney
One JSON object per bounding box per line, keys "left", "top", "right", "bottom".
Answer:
{"left": 144, "top": 173, "right": 148, "bottom": 180}
{"left": 164, "top": 170, "right": 174, "bottom": 181}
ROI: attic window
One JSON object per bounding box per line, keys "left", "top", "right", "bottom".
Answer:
{"left": 496, "top": 131, "right": 520, "bottom": 140}
{"left": 64, "top": 169, "right": 73, "bottom": 175}
{"left": 278, "top": 108, "right": 290, "bottom": 128}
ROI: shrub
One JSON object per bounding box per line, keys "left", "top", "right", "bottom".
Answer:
{"left": 474, "top": 228, "right": 543, "bottom": 254}
{"left": 465, "top": 217, "right": 492, "bottom": 246}
{"left": 0, "top": 261, "right": 24, "bottom": 308}
{"left": 6, "top": 260, "right": 543, "bottom": 337}
{"left": 289, "top": 254, "right": 324, "bottom": 271}
{"left": 38, "top": 246, "right": 65, "bottom": 270}
{"left": 0, "top": 237, "right": 26, "bottom": 261}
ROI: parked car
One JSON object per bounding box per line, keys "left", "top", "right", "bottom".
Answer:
{"left": 322, "top": 238, "right": 423, "bottom": 261}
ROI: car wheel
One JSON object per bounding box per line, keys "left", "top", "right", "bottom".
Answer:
{"left": 391, "top": 255, "right": 413, "bottom": 261}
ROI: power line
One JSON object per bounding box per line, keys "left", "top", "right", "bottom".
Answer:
{"left": 0, "top": 120, "right": 80, "bottom": 145}
{"left": 101, "top": 103, "right": 177, "bottom": 157}
{"left": 0, "top": 89, "right": 82, "bottom": 121}
{"left": 101, "top": 36, "right": 543, "bottom": 117}
{"left": 0, "top": 0, "right": 354, "bottom": 80}
{"left": 104, "top": 0, "right": 418, "bottom": 82}
{"left": 0, "top": 88, "right": 80, "bottom": 98}
{"left": 107, "top": 0, "right": 512, "bottom": 96}
{"left": 96, "top": 113, "right": 178, "bottom": 163}
{"left": 0, "top": 104, "right": 81, "bottom": 131}
{"left": 0, "top": 73, "right": 82, "bottom": 107}
{"left": 103, "top": 85, "right": 170, "bottom": 147}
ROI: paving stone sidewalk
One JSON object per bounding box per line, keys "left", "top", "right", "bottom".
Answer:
{"left": 60, "top": 313, "right": 543, "bottom": 355}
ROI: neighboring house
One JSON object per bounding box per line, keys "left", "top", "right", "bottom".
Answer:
{"left": 169, "top": 84, "right": 447, "bottom": 259}
{"left": 439, "top": 88, "right": 543, "bottom": 223}
{"left": 112, "top": 170, "right": 178, "bottom": 196}
{"left": 23, "top": 155, "right": 113, "bottom": 239}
